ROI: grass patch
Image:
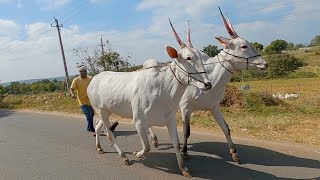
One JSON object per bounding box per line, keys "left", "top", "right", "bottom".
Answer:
{"left": 0, "top": 93, "right": 81, "bottom": 114}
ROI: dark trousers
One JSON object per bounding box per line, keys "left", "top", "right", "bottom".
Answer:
{"left": 80, "top": 105, "right": 95, "bottom": 132}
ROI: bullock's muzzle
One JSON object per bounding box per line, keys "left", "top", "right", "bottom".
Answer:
{"left": 204, "top": 82, "right": 212, "bottom": 91}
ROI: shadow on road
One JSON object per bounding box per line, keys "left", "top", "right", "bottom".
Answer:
{"left": 113, "top": 130, "right": 137, "bottom": 137}
{"left": 131, "top": 152, "right": 293, "bottom": 180}
{"left": 0, "top": 109, "right": 14, "bottom": 118}
{"left": 131, "top": 142, "right": 319, "bottom": 179}
{"left": 188, "top": 141, "right": 320, "bottom": 169}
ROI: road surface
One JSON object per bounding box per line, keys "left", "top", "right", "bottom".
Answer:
{"left": 0, "top": 109, "right": 319, "bottom": 180}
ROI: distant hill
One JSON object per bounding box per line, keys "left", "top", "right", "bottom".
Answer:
{"left": 1, "top": 75, "right": 77, "bottom": 87}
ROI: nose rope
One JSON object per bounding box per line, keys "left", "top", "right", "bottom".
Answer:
{"left": 170, "top": 59, "right": 207, "bottom": 86}
{"left": 202, "top": 49, "right": 262, "bottom": 74}
{"left": 169, "top": 66, "right": 186, "bottom": 86}
{"left": 217, "top": 55, "right": 234, "bottom": 74}
{"left": 222, "top": 50, "right": 261, "bottom": 70}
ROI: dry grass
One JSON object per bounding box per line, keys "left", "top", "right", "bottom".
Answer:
{"left": 231, "top": 78, "right": 320, "bottom": 96}
{"left": 290, "top": 46, "right": 320, "bottom": 66}
{"left": 0, "top": 93, "right": 81, "bottom": 114}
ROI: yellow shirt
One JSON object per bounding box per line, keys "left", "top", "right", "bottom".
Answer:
{"left": 71, "top": 76, "right": 92, "bottom": 106}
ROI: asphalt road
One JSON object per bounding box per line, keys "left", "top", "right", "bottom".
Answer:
{"left": 0, "top": 109, "right": 319, "bottom": 180}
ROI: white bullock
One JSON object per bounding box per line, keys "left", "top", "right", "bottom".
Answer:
{"left": 148, "top": 8, "right": 268, "bottom": 163}
{"left": 87, "top": 20, "right": 212, "bottom": 177}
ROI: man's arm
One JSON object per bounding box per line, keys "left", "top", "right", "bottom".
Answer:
{"left": 70, "top": 88, "right": 76, "bottom": 99}
{"left": 70, "top": 79, "right": 77, "bottom": 99}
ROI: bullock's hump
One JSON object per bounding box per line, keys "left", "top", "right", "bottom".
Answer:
{"left": 143, "top": 59, "right": 159, "bottom": 69}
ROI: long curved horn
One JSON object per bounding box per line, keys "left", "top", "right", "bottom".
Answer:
{"left": 218, "top": 6, "right": 238, "bottom": 39}
{"left": 168, "top": 18, "right": 186, "bottom": 48}
{"left": 187, "top": 20, "right": 193, "bottom": 48}
{"left": 227, "top": 18, "right": 238, "bottom": 38}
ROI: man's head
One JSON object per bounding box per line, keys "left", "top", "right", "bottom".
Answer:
{"left": 79, "top": 65, "right": 88, "bottom": 78}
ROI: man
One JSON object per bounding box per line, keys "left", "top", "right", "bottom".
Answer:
{"left": 70, "top": 65, "right": 118, "bottom": 136}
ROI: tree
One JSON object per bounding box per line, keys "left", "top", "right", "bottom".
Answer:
{"left": 5, "top": 82, "right": 31, "bottom": 94}
{"left": 286, "top": 42, "right": 295, "bottom": 50}
{"left": 264, "top": 39, "right": 288, "bottom": 54}
{"left": 0, "top": 84, "right": 3, "bottom": 98}
{"left": 46, "top": 83, "right": 56, "bottom": 92}
{"left": 265, "top": 54, "right": 304, "bottom": 78}
{"left": 202, "top": 45, "right": 219, "bottom": 57}
{"left": 309, "top": 35, "right": 320, "bottom": 47}
{"left": 295, "top": 43, "right": 305, "bottom": 49}
{"left": 251, "top": 42, "right": 264, "bottom": 51}
{"left": 73, "top": 40, "right": 135, "bottom": 75}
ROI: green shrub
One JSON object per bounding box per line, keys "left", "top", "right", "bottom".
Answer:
{"left": 265, "top": 54, "right": 305, "bottom": 79}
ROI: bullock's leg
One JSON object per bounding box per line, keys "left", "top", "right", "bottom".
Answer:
{"left": 95, "top": 118, "right": 104, "bottom": 154}
{"left": 133, "top": 120, "right": 150, "bottom": 158}
{"left": 180, "top": 107, "right": 192, "bottom": 160}
{"left": 167, "top": 117, "right": 191, "bottom": 178}
{"left": 211, "top": 106, "right": 240, "bottom": 163}
{"left": 148, "top": 127, "right": 158, "bottom": 148}
{"left": 99, "top": 110, "right": 130, "bottom": 165}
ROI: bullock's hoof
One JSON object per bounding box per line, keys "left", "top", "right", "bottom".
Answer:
{"left": 123, "top": 158, "right": 131, "bottom": 166}
{"left": 230, "top": 148, "right": 241, "bottom": 163}
{"left": 151, "top": 140, "right": 159, "bottom": 148}
{"left": 120, "top": 154, "right": 131, "bottom": 166}
{"left": 182, "top": 171, "right": 192, "bottom": 178}
{"left": 232, "top": 153, "right": 241, "bottom": 164}
{"left": 96, "top": 148, "right": 104, "bottom": 154}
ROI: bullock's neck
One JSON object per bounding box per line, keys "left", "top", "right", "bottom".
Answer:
{"left": 162, "top": 62, "right": 187, "bottom": 104}
{"left": 205, "top": 54, "right": 233, "bottom": 88}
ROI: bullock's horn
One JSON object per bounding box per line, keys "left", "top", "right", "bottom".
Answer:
{"left": 227, "top": 18, "right": 238, "bottom": 38}
{"left": 168, "top": 18, "right": 186, "bottom": 48}
{"left": 187, "top": 20, "right": 193, "bottom": 48}
{"left": 218, "top": 6, "right": 238, "bottom": 39}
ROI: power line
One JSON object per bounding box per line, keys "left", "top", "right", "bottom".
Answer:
{"left": 3, "top": 8, "right": 320, "bottom": 62}
{"left": 62, "top": 0, "right": 105, "bottom": 24}
{"left": 0, "top": 0, "right": 89, "bottom": 49}
{"left": 0, "top": 0, "right": 304, "bottom": 53}
{"left": 59, "top": 0, "right": 94, "bottom": 21}
{"left": 59, "top": 8, "right": 320, "bottom": 44}
{"left": 1, "top": 8, "right": 319, "bottom": 63}
{"left": 67, "top": 0, "right": 309, "bottom": 42}
{"left": 0, "top": 0, "right": 101, "bottom": 54}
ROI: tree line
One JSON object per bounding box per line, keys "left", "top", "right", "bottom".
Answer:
{"left": 1, "top": 79, "right": 66, "bottom": 95}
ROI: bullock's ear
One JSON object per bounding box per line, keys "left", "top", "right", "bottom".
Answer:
{"left": 166, "top": 46, "right": 178, "bottom": 58}
{"left": 214, "top": 36, "right": 230, "bottom": 48}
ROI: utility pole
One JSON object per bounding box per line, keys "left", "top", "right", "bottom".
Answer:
{"left": 100, "top": 35, "right": 107, "bottom": 71}
{"left": 100, "top": 35, "right": 104, "bottom": 54}
{"left": 51, "top": 17, "right": 70, "bottom": 91}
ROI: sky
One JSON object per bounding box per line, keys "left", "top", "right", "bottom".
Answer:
{"left": 0, "top": 0, "right": 320, "bottom": 83}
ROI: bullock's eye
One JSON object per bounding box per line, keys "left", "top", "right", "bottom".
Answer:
{"left": 186, "top": 57, "right": 192, "bottom": 60}
{"left": 241, "top": 45, "right": 248, "bottom": 49}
